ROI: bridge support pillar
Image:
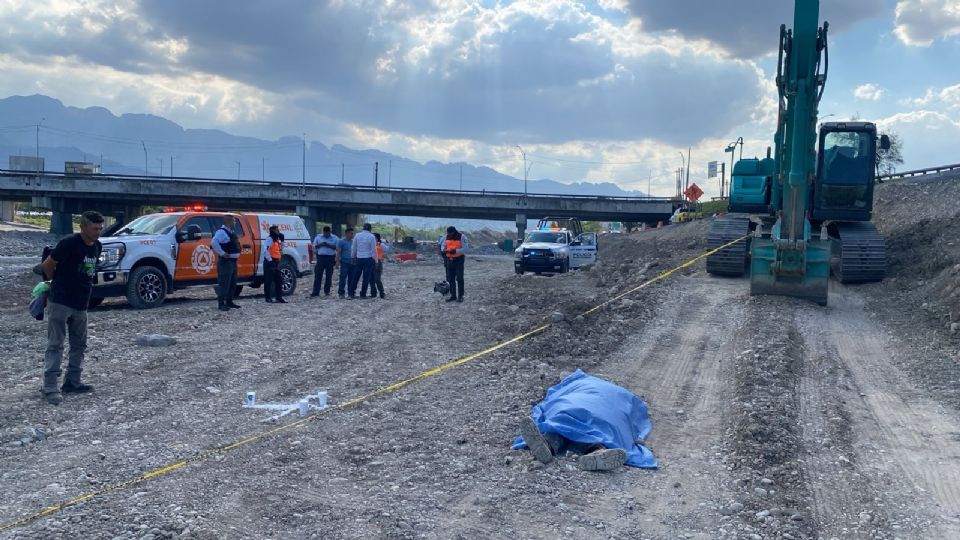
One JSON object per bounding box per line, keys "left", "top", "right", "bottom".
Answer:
{"left": 296, "top": 206, "right": 320, "bottom": 239}
{"left": 34, "top": 197, "right": 82, "bottom": 236}
{"left": 0, "top": 201, "right": 14, "bottom": 222}
{"left": 515, "top": 213, "right": 527, "bottom": 242}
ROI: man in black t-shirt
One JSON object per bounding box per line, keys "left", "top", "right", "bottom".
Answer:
{"left": 39, "top": 211, "right": 104, "bottom": 405}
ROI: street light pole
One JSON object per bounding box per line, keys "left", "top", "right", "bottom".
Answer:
{"left": 515, "top": 145, "right": 529, "bottom": 195}
{"left": 235, "top": 160, "right": 241, "bottom": 181}
{"left": 141, "top": 141, "right": 148, "bottom": 176}
{"left": 157, "top": 158, "right": 163, "bottom": 177}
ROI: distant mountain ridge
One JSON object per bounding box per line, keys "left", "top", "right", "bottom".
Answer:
{"left": 0, "top": 95, "right": 644, "bottom": 198}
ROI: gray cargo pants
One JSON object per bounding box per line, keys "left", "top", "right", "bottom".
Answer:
{"left": 44, "top": 301, "right": 88, "bottom": 393}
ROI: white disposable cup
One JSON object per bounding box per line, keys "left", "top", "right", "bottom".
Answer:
{"left": 298, "top": 399, "right": 309, "bottom": 416}
{"left": 317, "top": 391, "right": 328, "bottom": 408}
{"left": 245, "top": 391, "right": 256, "bottom": 406}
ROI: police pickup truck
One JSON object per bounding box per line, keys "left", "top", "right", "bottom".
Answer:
{"left": 514, "top": 228, "right": 597, "bottom": 275}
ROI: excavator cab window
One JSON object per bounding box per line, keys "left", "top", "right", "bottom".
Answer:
{"left": 816, "top": 130, "right": 875, "bottom": 211}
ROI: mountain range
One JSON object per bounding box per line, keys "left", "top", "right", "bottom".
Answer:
{"left": 0, "top": 95, "right": 642, "bottom": 198}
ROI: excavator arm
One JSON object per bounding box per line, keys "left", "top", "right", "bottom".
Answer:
{"left": 750, "top": 0, "right": 832, "bottom": 305}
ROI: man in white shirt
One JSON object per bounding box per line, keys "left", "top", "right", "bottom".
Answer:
{"left": 350, "top": 223, "right": 377, "bottom": 299}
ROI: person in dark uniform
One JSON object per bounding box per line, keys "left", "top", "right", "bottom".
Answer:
{"left": 441, "top": 226, "right": 468, "bottom": 303}
{"left": 370, "top": 232, "right": 386, "bottom": 299}
{"left": 210, "top": 215, "right": 242, "bottom": 311}
{"left": 38, "top": 210, "right": 104, "bottom": 406}
{"left": 263, "top": 225, "right": 286, "bottom": 303}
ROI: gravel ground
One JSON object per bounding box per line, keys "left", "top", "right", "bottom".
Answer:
{"left": 1, "top": 182, "right": 960, "bottom": 540}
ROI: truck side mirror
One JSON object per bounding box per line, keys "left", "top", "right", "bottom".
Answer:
{"left": 880, "top": 134, "right": 891, "bottom": 151}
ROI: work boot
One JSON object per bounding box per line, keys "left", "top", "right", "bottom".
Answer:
{"left": 446, "top": 296, "right": 457, "bottom": 303}
{"left": 218, "top": 301, "right": 229, "bottom": 312}
{"left": 228, "top": 302, "right": 242, "bottom": 309}
{"left": 276, "top": 298, "right": 287, "bottom": 304}
{"left": 578, "top": 448, "right": 627, "bottom": 472}
{"left": 457, "top": 297, "right": 463, "bottom": 303}
{"left": 519, "top": 417, "right": 553, "bottom": 464}
{"left": 380, "top": 293, "right": 385, "bottom": 299}
{"left": 62, "top": 381, "right": 94, "bottom": 394}
{"left": 44, "top": 392, "right": 63, "bottom": 406}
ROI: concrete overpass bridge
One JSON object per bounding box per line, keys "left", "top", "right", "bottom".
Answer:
{"left": 0, "top": 170, "right": 678, "bottom": 237}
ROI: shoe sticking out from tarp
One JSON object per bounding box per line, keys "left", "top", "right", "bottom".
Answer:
{"left": 578, "top": 448, "right": 627, "bottom": 471}
{"left": 519, "top": 416, "right": 553, "bottom": 464}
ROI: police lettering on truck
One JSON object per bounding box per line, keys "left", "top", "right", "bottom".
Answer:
{"left": 81, "top": 211, "right": 313, "bottom": 309}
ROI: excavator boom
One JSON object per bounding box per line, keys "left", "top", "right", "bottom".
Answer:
{"left": 749, "top": 0, "right": 831, "bottom": 305}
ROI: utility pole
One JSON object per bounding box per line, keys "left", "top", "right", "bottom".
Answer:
{"left": 170, "top": 156, "right": 174, "bottom": 177}
{"left": 301, "top": 133, "right": 306, "bottom": 189}
{"left": 459, "top": 164, "right": 463, "bottom": 191}
{"left": 157, "top": 158, "right": 163, "bottom": 177}
{"left": 141, "top": 141, "right": 148, "bottom": 176}
{"left": 36, "top": 118, "right": 45, "bottom": 173}
{"left": 720, "top": 162, "right": 726, "bottom": 199}
{"left": 686, "top": 146, "right": 692, "bottom": 191}
{"left": 341, "top": 162, "right": 344, "bottom": 184}
{"left": 235, "top": 160, "right": 241, "bottom": 181}
{"left": 374, "top": 161, "right": 379, "bottom": 189}
{"left": 262, "top": 157, "right": 265, "bottom": 181}
{"left": 388, "top": 159, "right": 392, "bottom": 188}
{"left": 647, "top": 170, "right": 652, "bottom": 198}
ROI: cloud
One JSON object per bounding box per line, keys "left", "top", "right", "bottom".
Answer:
{"left": 624, "top": 0, "right": 886, "bottom": 58}
{"left": 907, "top": 83, "right": 960, "bottom": 110}
{"left": 854, "top": 83, "right": 886, "bottom": 101}
{"left": 894, "top": 0, "right": 960, "bottom": 46}
{"left": 127, "top": 0, "right": 766, "bottom": 146}
{"left": 876, "top": 109, "right": 960, "bottom": 169}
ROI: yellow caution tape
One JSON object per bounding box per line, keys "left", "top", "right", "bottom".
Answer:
{"left": 0, "top": 233, "right": 749, "bottom": 533}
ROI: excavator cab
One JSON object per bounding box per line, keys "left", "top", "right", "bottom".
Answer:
{"left": 728, "top": 156, "right": 775, "bottom": 214}
{"left": 811, "top": 122, "right": 885, "bottom": 222}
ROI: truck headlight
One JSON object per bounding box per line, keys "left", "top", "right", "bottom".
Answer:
{"left": 514, "top": 250, "right": 522, "bottom": 260}
{"left": 552, "top": 250, "right": 567, "bottom": 259}
{"left": 98, "top": 243, "right": 126, "bottom": 267}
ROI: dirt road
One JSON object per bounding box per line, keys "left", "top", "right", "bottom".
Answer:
{"left": 3, "top": 218, "right": 960, "bottom": 539}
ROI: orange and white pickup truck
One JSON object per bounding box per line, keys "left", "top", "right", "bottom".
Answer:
{"left": 89, "top": 211, "right": 313, "bottom": 308}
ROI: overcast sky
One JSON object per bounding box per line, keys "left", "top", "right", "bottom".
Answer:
{"left": 1, "top": 0, "right": 958, "bottom": 197}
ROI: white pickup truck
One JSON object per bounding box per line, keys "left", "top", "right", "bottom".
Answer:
{"left": 514, "top": 229, "right": 598, "bottom": 275}
{"left": 87, "top": 211, "right": 313, "bottom": 308}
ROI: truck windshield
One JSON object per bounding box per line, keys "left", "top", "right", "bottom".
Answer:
{"left": 820, "top": 131, "right": 873, "bottom": 186}
{"left": 114, "top": 214, "right": 180, "bottom": 236}
{"left": 526, "top": 232, "right": 566, "bottom": 243}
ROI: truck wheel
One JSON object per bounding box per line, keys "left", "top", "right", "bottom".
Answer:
{"left": 88, "top": 297, "right": 104, "bottom": 309}
{"left": 515, "top": 268, "right": 524, "bottom": 275}
{"left": 279, "top": 258, "right": 297, "bottom": 296}
{"left": 561, "top": 260, "right": 570, "bottom": 273}
{"left": 127, "top": 266, "right": 167, "bottom": 309}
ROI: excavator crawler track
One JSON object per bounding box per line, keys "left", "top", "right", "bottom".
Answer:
{"left": 706, "top": 216, "right": 752, "bottom": 277}
{"left": 833, "top": 222, "right": 886, "bottom": 283}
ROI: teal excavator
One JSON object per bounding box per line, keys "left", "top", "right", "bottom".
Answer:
{"left": 706, "top": 0, "right": 890, "bottom": 305}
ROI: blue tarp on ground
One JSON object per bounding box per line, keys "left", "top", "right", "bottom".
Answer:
{"left": 512, "top": 369, "right": 657, "bottom": 469}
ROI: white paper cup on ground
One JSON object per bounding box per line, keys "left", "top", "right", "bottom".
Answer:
{"left": 298, "top": 399, "right": 309, "bottom": 416}
{"left": 317, "top": 391, "right": 328, "bottom": 408}
{"left": 245, "top": 391, "right": 256, "bottom": 406}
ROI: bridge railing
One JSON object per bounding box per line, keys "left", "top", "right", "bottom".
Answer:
{"left": 877, "top": 163, "right": 960, "bottom": 182}
{"left": 0, "top": 169, "right": 674, "bottom": 203}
